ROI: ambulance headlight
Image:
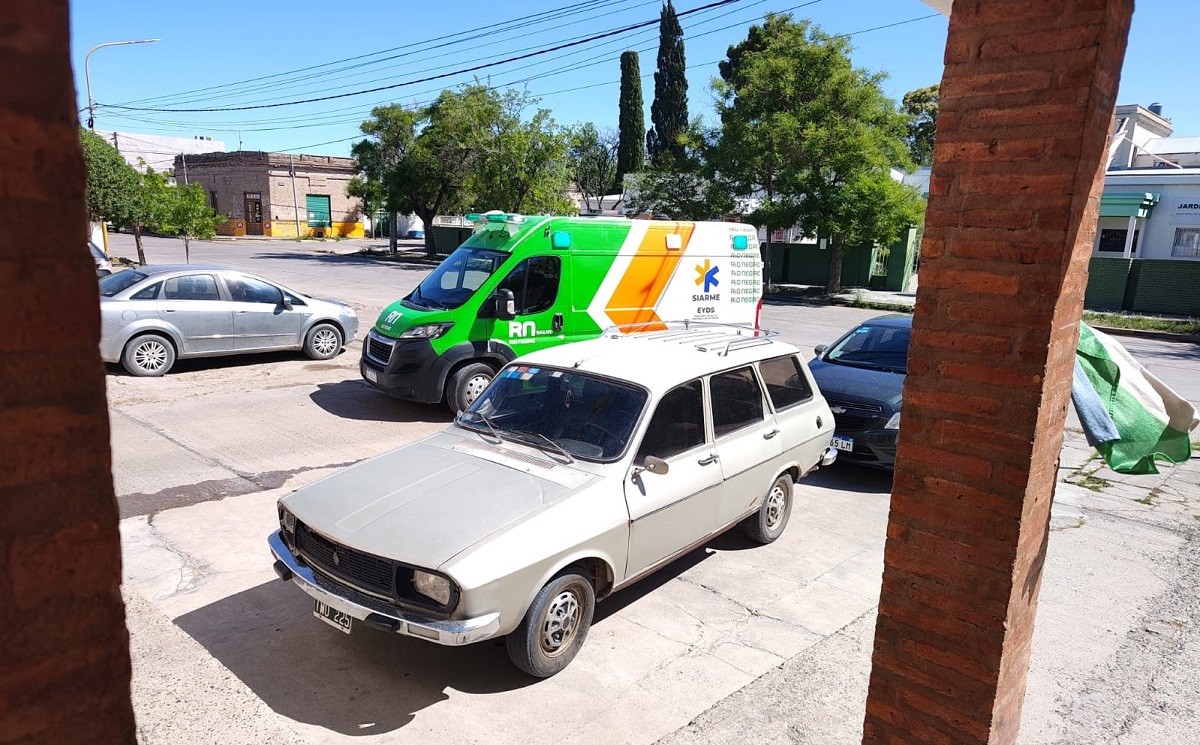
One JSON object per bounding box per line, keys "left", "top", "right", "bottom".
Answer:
{"left": 400, "top": 323, "right": 454, "bottom": 340}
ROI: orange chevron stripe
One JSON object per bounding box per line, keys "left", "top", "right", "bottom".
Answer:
{"left": 605, "top": 223, "right": 695, "bottom": 332}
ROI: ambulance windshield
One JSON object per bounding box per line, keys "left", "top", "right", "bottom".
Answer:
{"left": 405, "top": 247, "right": 508, "bottom": 311}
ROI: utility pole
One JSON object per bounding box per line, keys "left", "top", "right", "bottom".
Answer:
{"left": 289, "top": 155, "right": 302, "bottom": 238}
{"left": 85, "top": 39, "right": 160, "bottom": 131}
{"left": 180, "top": 153, "right": 188, "bottom": 184}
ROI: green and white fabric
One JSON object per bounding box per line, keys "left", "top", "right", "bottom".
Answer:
{"left": 1074, "top": 323, "right": 1198, "bottom": 474}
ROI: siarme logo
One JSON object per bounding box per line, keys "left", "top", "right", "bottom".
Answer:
{"left": 695, "top": 259, "right": 720, "bottom": 293}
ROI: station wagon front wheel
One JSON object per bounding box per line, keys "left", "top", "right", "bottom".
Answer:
{"left": 506, "top": 572, "right": 595, "bottom": 678}
{"left": 742, "top": 473, "right": 793, "bottom": 544}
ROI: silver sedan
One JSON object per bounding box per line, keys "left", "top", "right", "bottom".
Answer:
{"left": 99, "top": 265, "right": 359, "bottom": 376}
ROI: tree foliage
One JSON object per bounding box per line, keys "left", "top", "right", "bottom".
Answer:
{"left": 81, "top": 129, "right": 140, "bottom": 226}
{"left": 902, "top": 84, "right": 939, "bottom": 166}
{"left": 617, "top": 51, "right": 645, "bottom": 185}
{"left": 157, "top": 182, "right": 225, "bottom": 263}
{"left": 624, "top": 119, "right": 731, "bottom": 220}
{"left": 711, "top": 13, "right": 924, "bottom": 291}
{"left": 647, "top": 1, "right": 688, "bottom": 166}
{"left": 354, "top": 84, "right": 573, "bottom": 258}
{"left": 568, "top": 123, "right": 619, "bottom": 213}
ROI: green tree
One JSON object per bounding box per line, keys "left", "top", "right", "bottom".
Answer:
{"left": 347, "top": 174, "right": 385, "bottom": 239}
{"left": 712, "top": 13, "right": 923, "bottom": 292}
{"left": 616, "top": 51, "right": 645, "bottom": 185}
{"left": 902, "top": 84, "right": 939, "bottom": 166}
{"left": 127, "top": 166, "right": 173, "bottom": 266}
{"left": 624, "top": 120, "right": 731, "bottom": 219}
{"left": 568, "top": 123, "right": 619, "bottom": 213}
{"left": 80, "top": 129, "right": 140, "bottom": 250}
{"left": 473, "top": 91, "right": 574, "bottom": 215}
{"left": 647, "top": 1, "right": 688, "bottom": 166}
{"left": 158, "top": 182, "right": 224, "bottom": 264}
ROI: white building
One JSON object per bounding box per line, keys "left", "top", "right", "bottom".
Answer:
{"left": 94, "top": 131, "right": 226, "bottom": 174}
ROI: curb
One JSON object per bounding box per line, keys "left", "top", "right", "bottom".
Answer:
{"left": 1088, "top": 325, "right": 1200, "bottom": 345}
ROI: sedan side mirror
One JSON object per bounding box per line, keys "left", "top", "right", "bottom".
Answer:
{"left": 814, "top": 344, "right": 826, "bottom": 357}
{"left": 280, "top": 291, "right": 293, "bottom": 311}
{"left": 641, "top": 455, "right": 669, "bottom": 475}
{"left": 495, "top": 288, "right": 516, "bottom": 321}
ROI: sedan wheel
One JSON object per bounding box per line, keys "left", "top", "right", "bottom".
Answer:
{"left": 121, "top": 334, "right": 176, "bottom": 377}
{"left": 304, "top": 323, "right": 342, "bottom": 360}
{"left": 507, "top": 571, "right": 595, "bottom": 677}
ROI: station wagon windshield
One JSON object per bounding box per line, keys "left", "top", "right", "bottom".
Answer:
{"left": 457, "top": 367, "right": 647, "bottom": 461}
{"left": 99, "top": 269, "right": 148, "bottom": 297}
{"left": 824, "top": 323, "right": 910, "bottom": 374}
{"left": 404, "top": 247, "right": 508, "bottom": 311}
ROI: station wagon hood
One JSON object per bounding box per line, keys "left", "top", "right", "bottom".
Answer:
{"left": 281, "top": 433, "right": 590, "bottom": 570}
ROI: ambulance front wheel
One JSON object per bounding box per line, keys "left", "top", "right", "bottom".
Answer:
{"left": 448, "top": 362, "right": 494, "bottom": 413}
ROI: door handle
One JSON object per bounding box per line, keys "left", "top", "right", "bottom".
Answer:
{"left": 553, "top": 313, "right": 564, "bottom": 332}
{"left": 236, "top": 310, "right": 248, "bottom": 314}
{"left": 763, "top": 429, "right": 780, "bottom": 440}
{"left": 816, "top": 416, "right": 823, "bottom": 429}
{"left": 698, "top": 454, "right": 718, "bottom": 466}
{"left": 163, "top": 309, "right": 176, "bottom": 312}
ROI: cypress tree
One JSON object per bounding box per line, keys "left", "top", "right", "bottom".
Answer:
{"left": 616, "top": 50, "right": 645, "bottom": 186}
{"left": 647, "top": 0, "right": 688, "bottom": 166}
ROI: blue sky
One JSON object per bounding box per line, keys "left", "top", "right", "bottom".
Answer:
{"left": 70, "top": 0, "right": 1198, "bottom": 158}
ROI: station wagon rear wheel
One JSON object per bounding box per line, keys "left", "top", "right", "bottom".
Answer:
{"left": 506, "top": 571, "right": 595, "bottom": 678}
{"left": 742, "top": 473, "right": 793, "bottom": 544}
{"left": 121, "top": 334, "right": 176, "bottom": 377}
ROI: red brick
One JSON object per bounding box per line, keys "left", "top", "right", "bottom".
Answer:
{"left": 934, "top": 137, "right": 1047, "bottom": 163}
{"left": 969, "top": 103, "right": 1088, "bottom": 129}
{"left": 897, "top": 441, "right": 995, "bottom": 479}
{"left": 910, "top": 327, "right": 1011, "bottom": 355}
{"left": 958, "top": 172, "right": 1074, "bottom": 196}
{"left": 979, "top": 26, "right": 1102, "bottom": 58}
{"left": 904, "top": 388, "right": 1002, "bottom": 419}
{"left": 919, "top": 266, "right": 1020, "bottom": 295}
{"left": 933, "top": 419, "right": 1034, "bottom": 457}
{"left": 941, "top": 70, "right": 1053, "bottom": 98}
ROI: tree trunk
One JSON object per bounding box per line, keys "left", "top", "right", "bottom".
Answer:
{"left": 183, "top": 235, "right": 191, "bottom": 265}
{"left": 133, "top": 224, "right": 147, "bottom": 266}
{"left": 826, "top": 237, "right": 844, "bottom": 294}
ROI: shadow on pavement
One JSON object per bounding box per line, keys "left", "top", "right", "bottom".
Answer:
{"left": 309, "top": 379, "right": 455, "bottom": 424}
{"left": 173, "top": 580, "right": 536, "bottom": 736}
{"left": 804, "top": 462, "right": 894, "bottom": 495}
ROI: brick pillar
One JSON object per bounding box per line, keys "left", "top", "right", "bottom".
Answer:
{"left": 862, "top": 1, "right": 1133, "bottom": 743}
{"left": 0, "top": 2, "right": 136, "bottom": 743}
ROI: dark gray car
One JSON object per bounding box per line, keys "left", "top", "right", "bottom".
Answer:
{"left": 807, "top": 314, "right": 910, "bottom": 470}
{"left": 99, "top": 265, "right": 359, "bottom": 376}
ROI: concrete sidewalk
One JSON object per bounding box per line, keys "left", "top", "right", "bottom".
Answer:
{"left": 120, "top": 428, "right": 1200, "bottom": 744}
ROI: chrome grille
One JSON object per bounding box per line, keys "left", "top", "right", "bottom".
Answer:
{"left": 826, "top": 399, "right": 886, "bottom": 433}
{"left": 832, "top": 413, "right": 884, "bottom": 432}
{"left": 295, "top": 522, "right": 393, "bottom": 598}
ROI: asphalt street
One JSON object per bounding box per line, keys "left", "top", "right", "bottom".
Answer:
{"left": 103, "top": 234, "right": 1200, "bottom": 744}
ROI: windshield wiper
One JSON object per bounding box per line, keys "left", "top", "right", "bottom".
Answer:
{"left": 459, "top": 410, "right": 502, "bottom": 443}
{"left": 509, "top": 430, "right": 575, "bottom": 464}
{"left": 832, "top": 359, "right": 903, "bottom": 374}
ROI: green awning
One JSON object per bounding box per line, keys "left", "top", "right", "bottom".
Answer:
{"left": 1100, "top": 192, "right": 1159, "bottom": 218}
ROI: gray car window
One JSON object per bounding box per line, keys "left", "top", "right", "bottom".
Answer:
{"left": 636, "top": 380, "right": 705, "bottom": 461}
{"left": 164, "top": 274, "right": 220, "bottom": 301}
{"left": 226, "top": 275, "right": 282, "bottom": 304}
{"left": 710, "top": 367, "right": 766, "bottom": 438}
{"left": 759, "top": 355, "right": 812, "bottom": 411}
{"left": 129, "top": 282, "right": 161, "bottom": 301}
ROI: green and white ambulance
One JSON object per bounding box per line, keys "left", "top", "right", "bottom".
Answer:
{"left": 361, "top": 211, "right": 764, "bottom": 411}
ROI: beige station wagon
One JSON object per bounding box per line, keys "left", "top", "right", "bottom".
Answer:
{"left": 269, "top": 324, "right": 837, "bottom": 676}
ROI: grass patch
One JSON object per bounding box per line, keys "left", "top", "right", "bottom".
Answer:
{"left": 1135, "top": 495, "right": 1154, "bottom": 505}
{"left": 1077, "top": 474, "right": 1112, "bottom": 492}
{"left": 1083, "top": 311, "right": 1200, "bottom": 336}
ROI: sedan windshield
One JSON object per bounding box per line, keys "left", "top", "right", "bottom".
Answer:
{"left": 99, "top": 269, "right": 148, "bottom": 297}
{"left": 458, "top": 366, "right": 647, "bottom": 461}
{"left": 405, "top": 247, "right": 508, "bottom": 311}
{"left": 824, "top": 323, "right": 910, "bottom": 373}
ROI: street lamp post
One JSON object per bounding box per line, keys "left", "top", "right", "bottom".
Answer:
{"left": 85, "top": 38, "right": 161, "bottom": 131}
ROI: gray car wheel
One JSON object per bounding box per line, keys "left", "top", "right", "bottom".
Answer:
{"left": 506, "top": 571, "right": 595, "bottom": 678}
{"left": 446, "top": 362, "right": 494, "bottom": 413}
{"left": 121, "top": 334, "right": 176, "bottom": 377}
{"left": 742, "top": 473, "right": 793, "bottom": 544}
{"left": 303, "top": 323, "right": 342, "bottom": 360}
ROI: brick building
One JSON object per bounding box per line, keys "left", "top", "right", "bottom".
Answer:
{"left": 176, "top": 151, "right": 364, "bottom": 238}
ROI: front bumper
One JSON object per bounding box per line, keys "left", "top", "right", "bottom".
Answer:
{"left": 834, "top": 429, "right": 898, "bottom": 470}
{"left": 268, "top": 531, "right": 500, "bottom": 646}
{"left": 360, "top": 331, "right": 449, "bottom": 403}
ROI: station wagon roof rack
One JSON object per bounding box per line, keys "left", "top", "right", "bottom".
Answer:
{"left": 599, "top": 320, "right": 779, "bottom": 357}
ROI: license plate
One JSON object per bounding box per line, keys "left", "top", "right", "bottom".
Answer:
{"left": 314, "top": 600, "right": 352, "bottom": 634}
{"left": 831, "top": 435, "right": 854, "bottom": 452}
{"left": 364, "top": 367, "right": 379, "bottom": 383}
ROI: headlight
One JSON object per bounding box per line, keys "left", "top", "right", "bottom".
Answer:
{"left": 400, "top": 322, "right": 453, "bottom": 340}
{"left": 413, "top": 570, "right": 452, "bottom": 605}
{"left": 884, "top": 412, "right": 901, "bottom": 430}
{"left": 341, "top": 306, "right": 357, "bottom": 317}
{"left": 278, "top": 503, "right": 296, "bottom": 533}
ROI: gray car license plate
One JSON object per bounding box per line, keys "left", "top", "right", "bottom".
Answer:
{"left": 314, "top": 600, "right": 352, "bottom": 633}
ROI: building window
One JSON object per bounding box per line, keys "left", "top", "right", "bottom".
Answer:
{"left": 209, "top": 191, "right": 218, "bottom": 212}
{"left": 1172, "top": 228, "right": 1200, "bottom": 258}
{"left": 1097, "top": 228, "right": 1138, "bottom": 254}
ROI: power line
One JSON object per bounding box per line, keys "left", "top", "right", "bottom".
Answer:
{"left": 99, "top": 0, "right": 750, "bottom": 114}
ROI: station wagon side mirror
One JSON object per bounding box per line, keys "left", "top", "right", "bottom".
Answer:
{"left": 495, "top": 288, "right": 516, "bottom": 321}
{"left": 814, "top": 344, "right": 826, "bottom": 357}
{"left": 641, "top": 455, "right": 669, "bottom": 475}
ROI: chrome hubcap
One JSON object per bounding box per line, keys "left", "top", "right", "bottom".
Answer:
{"left": 464, "top": 374, "right": 490, "bottom": 405}
{"left": 540, "top": 588, "right": 582, "bottom": 656}
{"left": 312, "top": 329, "right": 339, "bottom": 356}
{"left": 764, "top": 482, "right": 787, "bottom": 530}
{"left": 134, "top": 341, "right": 168, "bottom": 372}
